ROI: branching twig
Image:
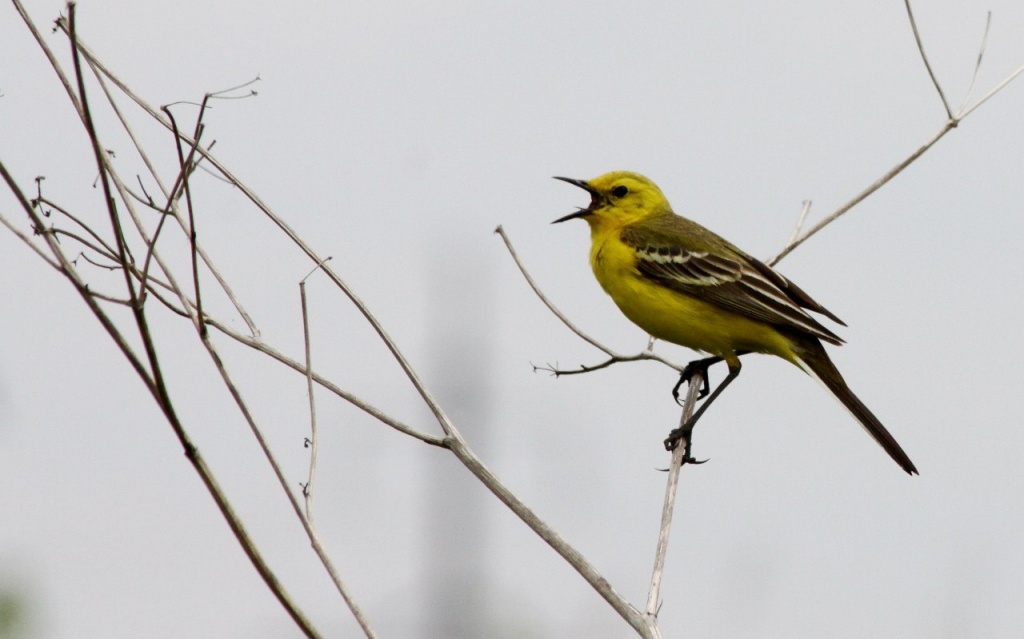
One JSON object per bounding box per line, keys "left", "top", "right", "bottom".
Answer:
{"left": 767, "top": 123, "right": 955, "bottom": 265}
{"left": 35, "top": 194, "right": 120, "bottom": 258}
{"left": 496, "top": 225, "right": 683, "bottom": 374}
{"left": 5, "top": 3, "right": 1020, "bottom": 639}
{"left": 170, "top": 103, "right": 206, "bottom": 336}
{"left": 534, "top": 352, "right": 677, "bottom": 377}
{"left": 6, "top": 3, "right": 324, "bottom": 635}
{"left": 86, "top": 54, "right": 260, "bottom": 338}
{"left": 769, "top": 6, "right": 1023, "bottom": 266}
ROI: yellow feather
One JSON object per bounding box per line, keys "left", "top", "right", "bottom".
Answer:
{"left": 587, "top": 220, "right": 795, "bottom": 365}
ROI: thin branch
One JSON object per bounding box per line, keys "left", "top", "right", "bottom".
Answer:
{"left": 496, "top": 225, "right": 682, "bottom": 373}
{"left": 196, "top": 307, "right": 378, "bottom": 639}
{"left": 164, "top": 104, "right": 206, "bottom": 335}
{"left": 645, "top": 375, "right": 702, "bottom": 627}
{"left": 64, "top": 29, "right": 463, "bottom": 444}
{"left": 8, "top": 4, "right": 322, "bottom": 634}
{"left": 138, "top": 109, "right": 204, "bottom": 304}
{"left": 771, "top": 8, "right": 1024, "bottom": 266}
{"left": 293, "top": 268, "right": 378, "bottom": 637}
{"left": 52, "top": 228, "right": 119, "bottom": 263}
{"left": 0, "top": 161, "right": 157, "bottom": 428}
{"left": 784, "top": 200, "right": 812, "bottom": 250}
{"left": 300, "top": 273, "right": 320, "bottom": 520}
{"left": 445, "top": 436, "right": 651, "bottom": 637}
{"left": 955, "top": 11, "right": 992, "bottom": 116}
{"left": 904, "top": 0, "right": 953, "bottom": 119}
{"left": 206, "top": 74, "right": 261, "bottom": 99}
{"left": 97, "top": 135, "right": 369, "bottom": 636}
{"left": 68, "top": 3, "right": 139, "bottom": 311}
{"left": 958, "top": 60, "right": 1024, "bottom": 120}
{"left": 86, "top": 56, "right": 260, "bottom": 339}
{"left": 213, "top": 326, "right": 447, "bottom": 446}
{"left": 77, "top": 248, "right": 122, "bottom": 270}
{"left": 35, "top": 194, "right": 120, "bottom": 258}
{"left": 0, "top": 207, "right": 62, "bottom": 270}
{"left": 534, "top": 352, "right": 677, "bottom": 377}
{"left": 767, "top": 121, "right": 955, "bottom": 265}
{"left": 84, "top": 287, "right": 133, "bottom": 306}
{"left": 114, "top": 257, "right": 443, "bottom": 447}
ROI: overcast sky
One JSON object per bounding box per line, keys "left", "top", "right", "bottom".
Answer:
{"left": 2, "top": 1, "right": 1024, "bottom": 638}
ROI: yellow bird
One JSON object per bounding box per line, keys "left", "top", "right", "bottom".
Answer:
{"left": 553, "top": 171, "right": 917, "bottom": 475}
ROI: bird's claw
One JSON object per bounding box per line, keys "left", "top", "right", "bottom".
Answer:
{"left": 663, "top": 426, "right": 708, "bottom": 465}
{"left": 672, "top": 358, "right": 716, "bottom": 405}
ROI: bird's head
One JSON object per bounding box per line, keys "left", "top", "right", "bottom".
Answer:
{"left": 552, "top": 171, "right": 670, "bottom": 229}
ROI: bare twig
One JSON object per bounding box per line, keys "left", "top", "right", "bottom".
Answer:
{"left": 205, "top": 314, "right": 447, "bottom": 445}
{"left": 445, "top": 436, "right": 651, "bottom": 637}
{"left": 767, "top": 122, "right": 955, "bottom": 265}
{"left": 956, "top": 12, "right": 992, "bottom": 116}
{"left": 771, "top": 6, "right": 1024, "bottom": 265}
{"left": 904, "top": 0, "right": 953, "bottom": 118}
{"left": 101, "top": 145, "right": 372, "bottom": 638}
{"left": 52, "top": 228, "right": 119, "bottom": 264}
{"left": 535, "top": 352, "right": 680, "bottom": 377}
{"left": 86, "top": 57, "right": 260, "bottom": 338}
{"left": 293, "top": 264, "right": 378, "bottom": 637}
{"left": 300, "top": 267, "right": 321, "bottom": 519}
{"left": 0, "top": 207, "right": 62, "bottom": 270}
{"left": 6, "top": 3, "right": 323, "bottom": 634}
{"left": 118, "top": 260, "right": 445, "bottom": 446}
{"left": 496, "top": 225, "right": 682, "bottom": 373}
{"left": 35, "top": 194, "right": 120, "bottom": 258}
{"left": 958, "top": 60, "right": 1024, "bottom": 120}
{"left": 138, "top": 108, "right": 203, "bottom": 304}
{"left": 68, "top": 4, "right": 138, "bottom": 310}
{"left": 164, "top": 104, "right": 206, "bottom": 334}
{"left": 9, "top": 5, "right": 1018, "bottom": 639}
{"left": 62, "top": 27, "right": 463, "bottom": 443}
{"left": 645, "top": 375, "right": 702, "bottom": 627}
{"left": 784, "top": 200, "right": 812, "bottom": 249}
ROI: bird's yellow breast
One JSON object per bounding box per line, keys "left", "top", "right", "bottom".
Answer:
{"left": 589, "top": 227, "right": 795, "bottom": 363}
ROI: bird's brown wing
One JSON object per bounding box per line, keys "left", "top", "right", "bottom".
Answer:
{"left": 622, "top": 221, "right": 844, "bottom": 345}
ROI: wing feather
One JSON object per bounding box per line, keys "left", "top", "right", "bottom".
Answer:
{"left": 623, "top": 225, "right": 844, "bottom": 345}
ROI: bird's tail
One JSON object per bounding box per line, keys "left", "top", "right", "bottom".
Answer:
{"left": 789, "top": 337, "right": 918, "bottom": 475}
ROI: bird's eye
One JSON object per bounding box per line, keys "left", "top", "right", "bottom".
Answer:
{"left": 611, "top": 185, "right": 629, "bottom": 198}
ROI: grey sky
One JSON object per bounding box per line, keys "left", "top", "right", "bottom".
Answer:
{"left": 2, "top": 1, "right": 1023, "bottom": 637}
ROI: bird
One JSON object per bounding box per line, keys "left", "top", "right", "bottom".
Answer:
{"left": 552, "top": 171, "right": 917, "bottom": 475}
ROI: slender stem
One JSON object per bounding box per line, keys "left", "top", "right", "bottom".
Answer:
{"left": 88, "top": 62, "right": 260, "bottom": 337}
{"left": 955, "top": 12, "right": 992, "bottom": 116}
{"left": 904, "top": 0, "right": 952, "bottom": 118}
{"left": 68, "top": 34, "right": 462, "bottom": 442}
{"left": 0, "top": 207, "right": 62, "bottom": 270}
{"left": 645, "top": 374, "right": 702, "bottom": 624}
{"left": 300, "top": 279, "right": 319, "bottom": 522}
{"left": 9, "top": 4, "right": 324, "bottom": 634}
{"left": 768, "top": 122, "right": 955, "bottom": 265}
{"left": 958, "top": 60, "right": 1024, "bottom": 120}
{"left": 445, "top": 436, "right": 650, "bottom": 637}
{"left": 496, "top": 225, "right": 682, "bottom": 373}
{"left": 783, "top": 200, "right": 812, "bottom": 250}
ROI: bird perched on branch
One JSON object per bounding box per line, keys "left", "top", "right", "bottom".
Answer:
{"left": 553, "top": 171, "right": 917, "bottom": 475}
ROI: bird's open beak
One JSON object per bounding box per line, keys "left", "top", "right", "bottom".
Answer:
{"left": 552, "top": 176, "right": 600, "bottom": 223}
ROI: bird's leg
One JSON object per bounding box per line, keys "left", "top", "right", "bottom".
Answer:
{"left": 671, "top": 350, "right": 751, "bottom": 405}
{"left": 665, "top": 359, "right": 743, "bottom": 459}
{"left": 671, "top": 356, "right": 723, "bottom": 404}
